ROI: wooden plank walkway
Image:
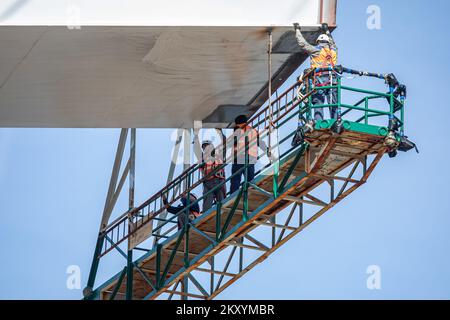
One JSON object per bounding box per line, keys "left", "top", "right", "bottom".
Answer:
{"left": 99, "top": 127, "right": 387, "bottom": 300}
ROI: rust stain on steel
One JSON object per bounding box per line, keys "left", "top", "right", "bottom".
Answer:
{"left": 321, "top": 0, "right": 337, "bottom": 26}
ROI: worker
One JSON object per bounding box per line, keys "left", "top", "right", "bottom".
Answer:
{"left": 200, "top": 140, "right": 226, "bottom": 212}
{"left": 294, "top": 22, "right": 338, "bottom": 121}
{"left": 229, "top": 115, "right": 268, "bottom": 194}
{"left": 162, "top": 193, "right": 201, "bottom": 230}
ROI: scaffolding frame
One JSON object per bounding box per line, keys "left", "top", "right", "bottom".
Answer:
{"left": 84, "top": 66, "right": 406, "bottom": 300}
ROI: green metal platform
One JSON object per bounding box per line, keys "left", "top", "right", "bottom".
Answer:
{"left": 84, "top": 67, "right": 407, "bottom": 300}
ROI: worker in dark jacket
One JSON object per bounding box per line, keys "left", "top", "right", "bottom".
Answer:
{"left": 294, "top": 22, "right": 338, "bottom": 121}
{"left": 162, "top": 194, "right": 201, "bottom": 230}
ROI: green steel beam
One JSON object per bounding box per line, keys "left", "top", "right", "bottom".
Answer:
{"left": 221, "top": 189, "right": 243, "bottom": 238}
{"left": 159, "top": 228, "right": 185, "bottom": 288}
{"left": 109, "top": 267, "right": 127, "bottom": 300}
{"left": 90, "top": 71, "right": 406, "bottom": 301}
{"left": 279, "top": 143, "right": 307, "bottom": 192}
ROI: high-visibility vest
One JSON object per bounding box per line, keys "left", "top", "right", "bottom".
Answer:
{"left": 311, "top": 45, "right": 337, "bottom": 69}
{"left": 201, "top": 159, "right": 225, "bottom": 180}
{"left": 234, "top": 124, "right": 259, "bottom": 159}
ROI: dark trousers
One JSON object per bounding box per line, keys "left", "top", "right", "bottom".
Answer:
{"left": 312, "top": 74, "right": 338, "bottom": 121}
{"left": 312, "top": 88, "right": 338, "bottom": 121}
{"left": 177, "top": 214, "right": 187, "bottom": 230}
{"left": 230, "top": 163, "right": 255, "bottom": 194}
{"left": 177, "top": 211, "right": 199, "bottom": 230}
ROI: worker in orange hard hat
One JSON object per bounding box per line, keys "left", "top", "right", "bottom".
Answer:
{"left": 294, "top": 22, "right": 338, "bottom": 121}
{"left": 200, "top": 140, "right": 226, "bottom": 212}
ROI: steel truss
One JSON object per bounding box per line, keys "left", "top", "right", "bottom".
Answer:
{"left": 84, "top": 65, "right": 406, "bottom": 300}
{"left": 145, "top": 143, "right": 386, "bottom": 300}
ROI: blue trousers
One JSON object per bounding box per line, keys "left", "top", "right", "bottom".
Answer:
{"left": 230, "top": 164, "right": 255, "bottom": 194}
{"left": 312, "top": 88, "right": 338, "bottom": 121}
{"left": 312, "top": 74, "right": 338, "bottom": 121}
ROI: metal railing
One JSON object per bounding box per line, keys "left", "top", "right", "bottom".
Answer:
{"left": 98, "top": 66, "right": 406, "bottom": 258}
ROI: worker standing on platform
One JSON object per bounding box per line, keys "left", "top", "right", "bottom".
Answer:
{"left": 229, "top": 115, "right": 260, "bottom": 194}
{"left": 200, "top": 140, "right": 226, "bottom": 212}
{"left": 294, "top": 22, "right": 338, "bottom": 121}
{"left": 162, "top": 194, "right": 201, "bottom": 229}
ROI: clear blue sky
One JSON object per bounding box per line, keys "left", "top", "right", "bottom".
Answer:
{"left": 1, "top": 0, "right": 449, "bottom": 299}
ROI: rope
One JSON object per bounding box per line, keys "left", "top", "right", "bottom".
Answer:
{"left": 267, "top": 30, "right": 279, "bottom": 197}
{"left": 267, "top": 30, "right": 273, "bottom": 140}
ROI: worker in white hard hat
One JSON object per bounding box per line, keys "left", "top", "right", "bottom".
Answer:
{"left": 294, "top": 22, "right": 338, "bottom": 121}
{"left": 200, "top": 140, "right": 226, "bottom": 212}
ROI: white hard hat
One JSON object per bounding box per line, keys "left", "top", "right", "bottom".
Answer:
{"left": 316, "top": 34, "right": 330, "bottom": 44}
{"left": 201, "top": 140, "right": 213, "bottom": 147}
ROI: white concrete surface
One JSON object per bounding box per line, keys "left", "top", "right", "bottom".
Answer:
{"left": 0, "top": 0, "right": 325, "bottom": 26}
{"left": 0, "top": 0, "right": 336, "bottom": 127}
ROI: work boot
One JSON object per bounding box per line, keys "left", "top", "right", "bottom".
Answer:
{"left": 384, "top": 131, "right": 399, "bottom": 149}
{"left": 304, "top": 120, "right": 315, "bottom": 133}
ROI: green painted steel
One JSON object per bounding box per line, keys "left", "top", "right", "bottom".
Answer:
{"left": 243, "top": 136, "right": 249, "bottom": 222}
{"left": 87, "top": 67, "right": 407, "bottom": 300}
{"left": 126, "top": 250, "right": 133, "bottom": 300}
{"left": 215, "top": 202, "right": 222, "bottom": 241}
{"left": 315, "top": 119, "right": 389, "bottom": 137}
{"left": 85, "top": 235, "right": 104, "bottom": 297}
{"left": 279, "top": 142, "right": 307, "bottom": 192}
{"left": 110, "top": 267, "right": 127, "bottom": 300}
{"left": 160, "top": 229, "right": 184, "bottom": 288}
{"left": 221, "top": 189, "right": 243, "bottom": 239}
{"left": 155, "top": 244, "right": 162, "bottom": 289}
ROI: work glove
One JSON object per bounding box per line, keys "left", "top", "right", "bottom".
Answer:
{"left": 267, "top": 150, "right": 278, "bottom": 163}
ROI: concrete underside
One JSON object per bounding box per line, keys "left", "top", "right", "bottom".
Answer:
{"left": 0, "top": 0, "right": 337, "bottom": 128}
{"left": 0, "top": 26, "right": 328, "bottom": 128}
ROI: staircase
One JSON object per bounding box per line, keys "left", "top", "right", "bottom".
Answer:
{"left": 85, "top": 67, "right": 406, "bottom": 300}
